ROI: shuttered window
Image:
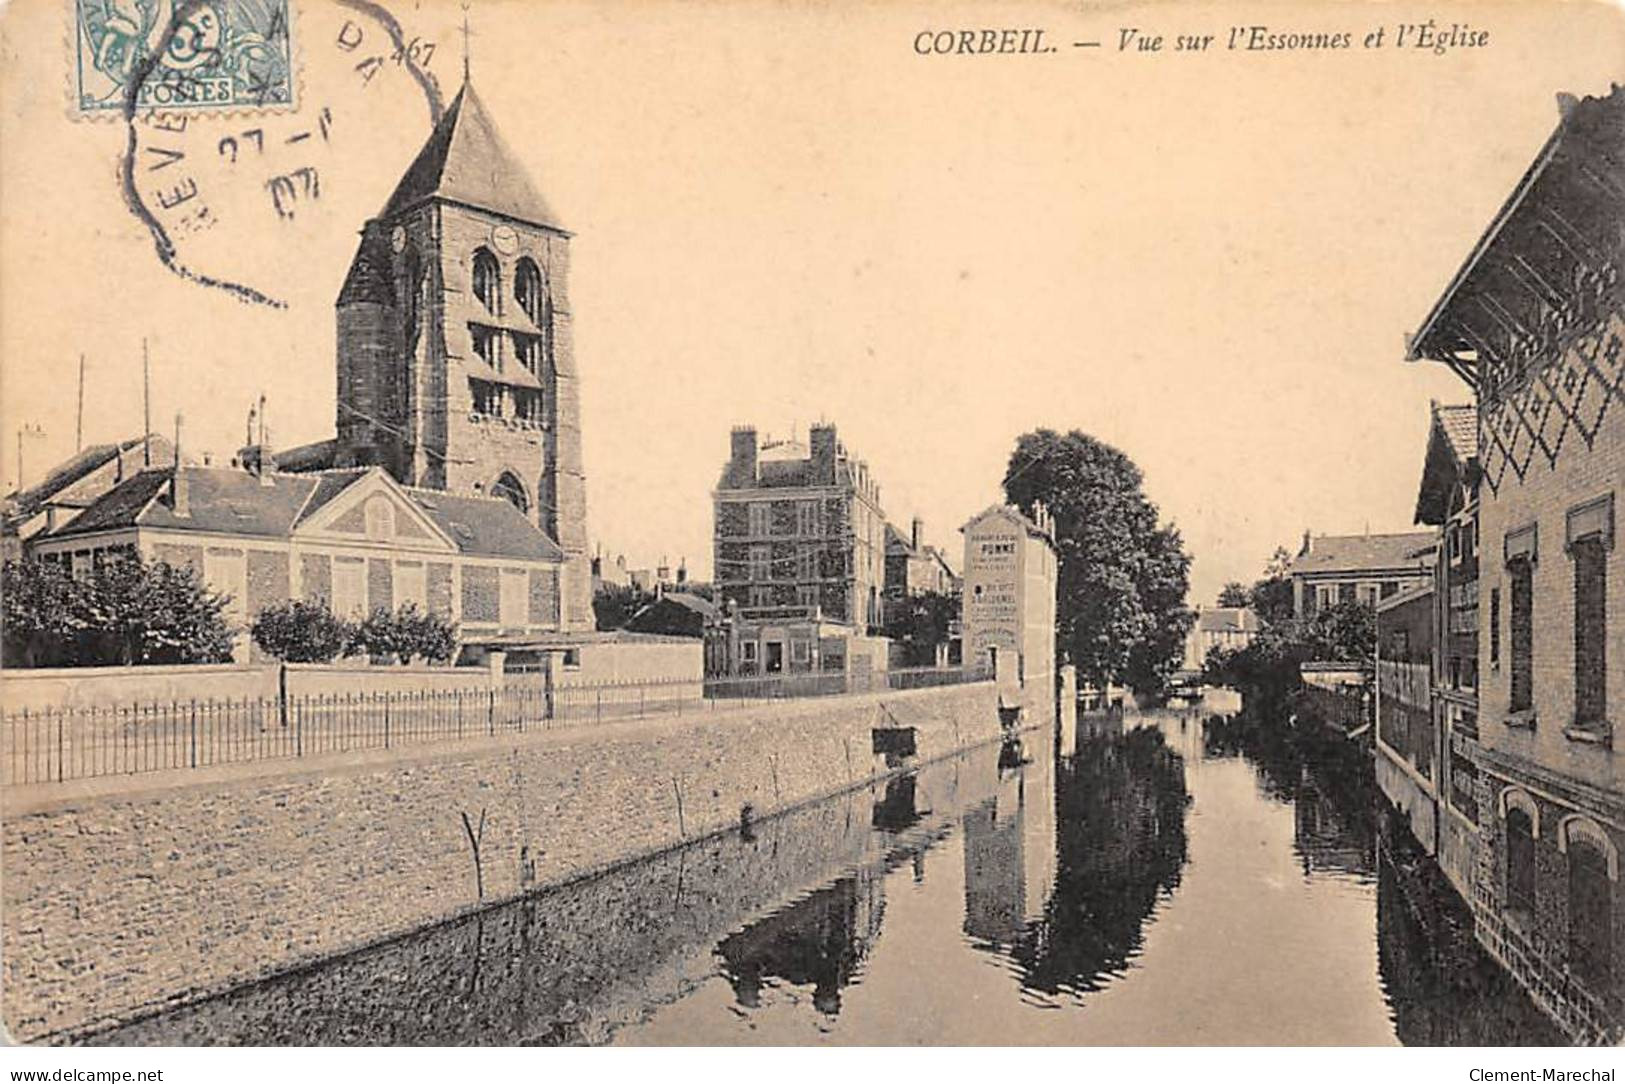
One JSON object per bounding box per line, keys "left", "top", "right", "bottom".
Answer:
{"left": 1509, "top": 559, "right": 1533, "bottom": 713}
{"left": 1571, "top": 538, "right": 1607, "bottom": 730}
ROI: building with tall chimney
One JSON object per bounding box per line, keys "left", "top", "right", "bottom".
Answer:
{"left": 709, "top": 423, "right": 891, "bottom": 680}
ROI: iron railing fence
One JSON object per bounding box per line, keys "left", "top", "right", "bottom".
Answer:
{"left": 2, "top": 665, "right": 992, "bottom": 785}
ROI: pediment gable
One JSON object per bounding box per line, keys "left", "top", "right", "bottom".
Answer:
{"left": 296, "top": 469, "right": 456, "bottom": 551}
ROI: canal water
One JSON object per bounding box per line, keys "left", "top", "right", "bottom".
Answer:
{"left": 91, "top": 705, "right": 1561, "bottom": 1046}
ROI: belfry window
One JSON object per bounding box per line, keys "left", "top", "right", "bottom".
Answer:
{"left": 471, "top": 324, "right": 500, "bottom": 373}
{"left": 513, "top": 332, "right": 544, "bottom": 376}
{"left": 472, "top": 248, "right": 501, "bottom": 315}
{"left": 514, "top": 388, "right": 543, "bottom": 425}
{"left": 515, "top": 257, "right": 544, "bottom": 325}
{"left": 470, "top": 379, "right": 503, "bottom": 418}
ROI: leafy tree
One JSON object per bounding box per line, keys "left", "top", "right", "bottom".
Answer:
{"left": 1203, "top": 599, "right": 1376, "bottom": 713}
{"left": 393, "top": 603, "right": 458, "bottom": 664}
{"left": 1217, "top": 582, "right": 1251, "bottom": 608}
{"left": 593, "top": 583, "right": 650, "bottom": 630}
{"left": 1247, "top": 546, "right": 1298, "bottom": 628}
{"left": 2, "top": 554, "right": 234, "bottom": 667}
{"left": 2, "top": 558, "right": 85, "bottom": 667}
{"left": 251, "top": 599, "right": 357, "bottom": 663}
{"left": 356, "top": 603, "right": 458, "bottom": 665}
{"left": 882, "top": 589, "right": 959, "bottom": 667}
{"left": 1002, "top": 429, "right": 1194, "bottom": 697}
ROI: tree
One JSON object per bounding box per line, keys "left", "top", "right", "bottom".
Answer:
{"left": 1217, "top": 582, "right": 1251, "bottom": 608}
{"left": 1203, "top": 599, "right": 1376, "bottom": 714}
{"left": 356, "top": 603, "right": 458, "bottom": 665}
{"left": 1248, "top": 546, "right": 1297, "bottom": 628}
{"left": 593, "top": 583, "right": 649, "bottom": 631}
{"left": 2, "top": 558, "right": 85, "bottom": 667}
{"left": 251, "top": 599, "right": 356, "bottom": 663}
{"left": 2, "top": 554, "right": 234, "bottom": 667}
{"left": 1002, "top": 429, "right": 1194, "bottom": 696}
{"left": 882, "top": 589, "right": 959, "bottom": 667}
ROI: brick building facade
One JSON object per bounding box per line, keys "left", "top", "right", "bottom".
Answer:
{"left": 1407, "top": 86, "right": 1625, "bottom": 1041}
{"left": 709, "top": 424, "right": 891, "bottom": 677}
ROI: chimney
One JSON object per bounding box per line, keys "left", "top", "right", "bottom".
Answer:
{"left": 809, "top": 424, "right": 837, "bottom": 484}
{"left": 170, "top": 414, "right": 189, "bottom": 517}
{"left": 677, "top": 558, "right": 688, "bottom": 585}
{"left": 1300, "top": 529, "right": 1313, "bottom": 557}
{"left": 729, "top": 426, "right": 758, "bottom": 487}
{"left": 911, "top": 515, "right": 923, "bottom": 551}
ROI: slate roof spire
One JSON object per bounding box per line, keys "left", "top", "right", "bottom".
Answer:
{"left": 378, "top": 75, "right": 563, "bottom": 231}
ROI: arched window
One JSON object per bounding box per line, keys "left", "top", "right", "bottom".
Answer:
{"left": 472, "top": 248, "right": 501, "bottom": 315}
{"left": 1507, "top": 806, "right": 1537, "bottom": 917}
{"left": 492, "top": 472, "right": 528, "bottom": 515}
{"left": 515, "top": 258, "right": 544, "bottom": 325}
{"left": 1569, "top": 834, "right": 1614, "bottom": 983}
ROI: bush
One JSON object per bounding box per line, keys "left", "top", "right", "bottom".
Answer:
{"left": 251, "top": 599, "right": 356, "bottom": 663}
{"left": 357, "top": 603, "right": 457, "bottom": 665}
{"left": 2, "top": 554, "right": 235, "bottom": 667}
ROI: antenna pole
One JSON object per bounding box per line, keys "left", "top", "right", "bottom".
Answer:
{"left": 76, "top": 354, "right": 85, "bottom": 451}
{"left": 142, "top": 338, "right": 151, "bottom": 467}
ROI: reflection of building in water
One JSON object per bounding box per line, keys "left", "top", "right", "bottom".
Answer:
{"left": 717, "top": 868, "right": 886, "bottom": 1016}
{"left": 1292, "top": 782, "right": 1375, "bottom": 880}
{"left": 871, "top": 773, "right": 923, "bottom": 833}
{"left": 962, "top": 753, "right": 1058, "bottom": 943}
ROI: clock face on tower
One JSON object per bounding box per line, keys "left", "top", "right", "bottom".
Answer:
{"left": 390, "top": 226, "right": 407, "bottom": 254}
{"left": 491, "top": 224, "right": 519, "bottom": 255}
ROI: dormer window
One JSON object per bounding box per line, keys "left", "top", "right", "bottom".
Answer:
{"left": 472, "top": 247, "right": 501, "bottom": 315}
{"left": 515, "top": 257, "right": 544, "bottom": 324}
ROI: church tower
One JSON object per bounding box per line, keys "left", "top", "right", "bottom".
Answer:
{"left": 334, "top": 79, "right": 591, "bottom": 629}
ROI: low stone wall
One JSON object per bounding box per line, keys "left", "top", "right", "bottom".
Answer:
{"left": 1, "top": 681, "right": 1008, "bottom": 1043}
{"left": 1, "top": 665, "right": 281, "bottom": 712}
{"left": 83, "top": 747, "right": 1010, "bottom": 1046}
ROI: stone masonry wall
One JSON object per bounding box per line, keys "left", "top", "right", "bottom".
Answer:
{"left": 2, "top": 682, "right": 1008, "bottom": 1042}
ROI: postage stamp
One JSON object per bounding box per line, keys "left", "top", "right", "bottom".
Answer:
{"left": 74, "top": 0, "right": 297, "bottom": 115}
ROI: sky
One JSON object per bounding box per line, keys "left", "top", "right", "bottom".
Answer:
{"left": 2, "top": 0, "right": 1622, "bottom": 606}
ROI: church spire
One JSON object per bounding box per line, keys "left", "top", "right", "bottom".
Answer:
{"left": 375, "top": 73, "right": 564, "bottom": 230}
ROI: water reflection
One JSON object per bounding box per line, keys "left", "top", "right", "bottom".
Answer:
{"left": 719, "top": 871, "right": 885, "bottom": 1016}
{"left": 90, "top": 706, "right": 1559, "bottom": 1046}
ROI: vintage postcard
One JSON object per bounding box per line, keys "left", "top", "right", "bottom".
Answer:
{"left": 1, "top": 0, "right": 1623, "bottom": 1064}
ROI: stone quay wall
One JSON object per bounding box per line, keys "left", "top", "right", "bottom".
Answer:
{"left": 2, "top": 681, "right": 1010, "bottom": 1043}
